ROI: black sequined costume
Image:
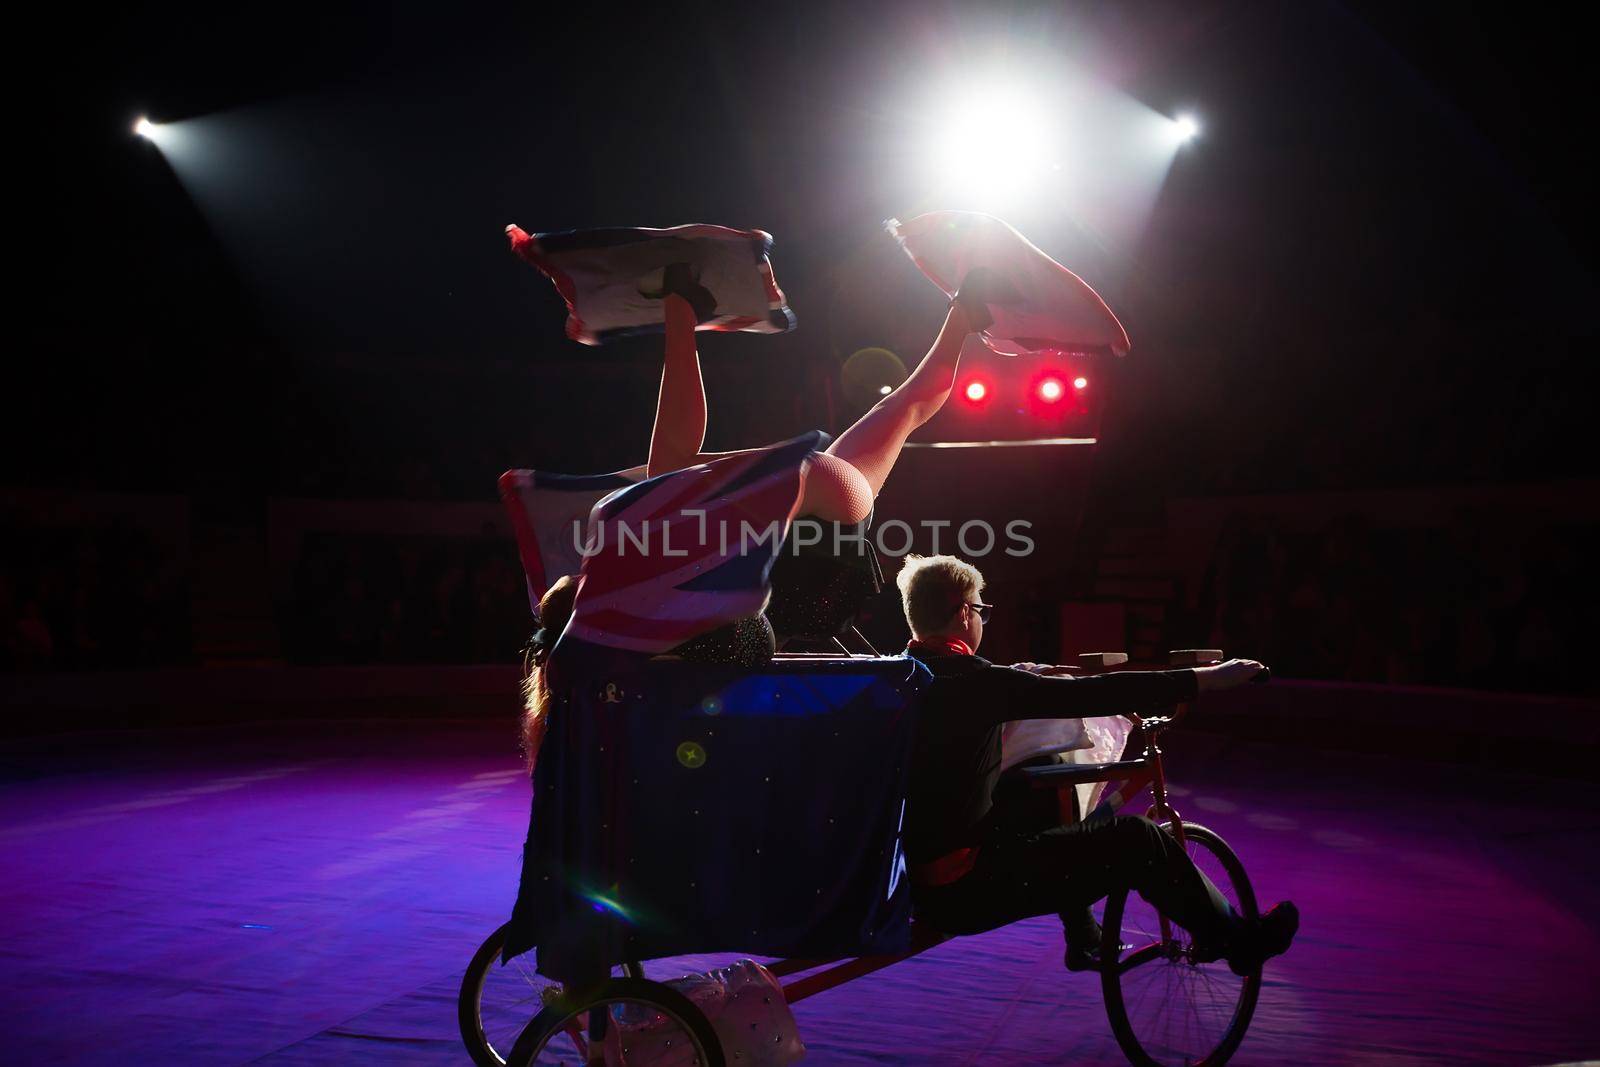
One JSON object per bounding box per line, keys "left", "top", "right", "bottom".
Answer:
{"left": 672, "top": 614, "right": 777, "bottom": 668}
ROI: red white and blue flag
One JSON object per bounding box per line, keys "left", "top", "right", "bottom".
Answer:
{"left": 887, "top": 211, "right": 1131, "bottom": 358}
{"left": 498, "top": 465, "right": 645, "bottom": 614}
{"left": 506, "top": 223, "right": 797, "bottom": 346}
{"left": 501, "top": 432, "right": 822, "bottom": 654}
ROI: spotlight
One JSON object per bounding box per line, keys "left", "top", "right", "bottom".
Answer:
{"left": 926, "top": 83, "right": 1058, "bottom": 207}
{"left": 963, "top": 380, "right": 988, "bottom": 403}
{"left": 133, "top": 116, "right": 156, "bottom": 139}
{"left": 1037, "top": 378, "right": 1065, "bottom": 402}
{"left": 1073, "top": 376, "right": 1089, "bottom": 390}
{"left": 878, "top": 384, "right": 893, "bottom": 396}
{"left": 1172, "top": 113, "right": 1200, "bottom": 143}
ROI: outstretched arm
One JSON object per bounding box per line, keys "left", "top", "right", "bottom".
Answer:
{"left": 963, "top": 666, "right": 1199, "bottom": 728}
{"left": 960, "top": 658, "right": 1266, "bottom": 728}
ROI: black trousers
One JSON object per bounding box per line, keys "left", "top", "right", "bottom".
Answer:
{"left": 913, "top": 815, "right": 1238, "bottom": 951}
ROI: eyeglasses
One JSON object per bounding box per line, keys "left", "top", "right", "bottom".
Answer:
{"left": 967, "top": 602, "right": 994, "bottom": 622}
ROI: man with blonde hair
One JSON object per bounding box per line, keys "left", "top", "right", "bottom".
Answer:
{"left": 895, "top": 553, "right": 1298, "bottom": 975}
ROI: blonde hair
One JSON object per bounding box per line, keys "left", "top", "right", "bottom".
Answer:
{"left": 895, "top": 554, "right": 984, "bottom": 636}
{"left": 521, "top": 574, "right": 578, "bottom": 770}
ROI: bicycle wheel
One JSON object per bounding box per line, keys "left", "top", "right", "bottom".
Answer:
{"left": 459, "top": 922, "right": 644, "bottom": 1067}
{"left": 1101, "top": 821, "right": 1261, "bottom": 1067}
{"left": 504, "top": 977, "right": 725, "bottom": 1067}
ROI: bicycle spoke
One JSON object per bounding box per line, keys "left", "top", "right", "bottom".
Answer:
{"left": 1105, "top": 824, "right": 1261, "bottom": 1067}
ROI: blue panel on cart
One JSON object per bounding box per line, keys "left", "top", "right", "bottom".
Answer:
{"left": 505, "top": 654, "right": 930, "bottom": 979}
{"left": 711, "top": 673, "right": 883, "bottom": 717}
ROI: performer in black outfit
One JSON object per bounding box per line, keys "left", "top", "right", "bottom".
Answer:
{"left": 896, "top": 554, "right": 1299, "bottom": 975}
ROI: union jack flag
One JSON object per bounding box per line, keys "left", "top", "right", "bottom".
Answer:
{"left": 886, "top": 211, "right": 1131, "bottom": 358}
{"left": 501, "top": 432, "right": 823, "bottom": 654}
{"left": 506, "top": 223, "right": 797, "bottom": 346}
{"left": 498, "top": 465, "right": 646, "bottom": 614}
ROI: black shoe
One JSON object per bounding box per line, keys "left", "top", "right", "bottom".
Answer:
{"left": 1225, "top": 901, "right": 1299, "bottom": 976}
{"left": 951, "top": 266, "right": 1022, "bottom": 332}
{"left": 1064, "top": 919, "right": 1129, "bottom": 972}
{"left": 1066, "top": 942, "right": 1100, "bottom": 972}
{"left": 1065, "top": 939, "right": 1136, "bottom": 972}
{"left": 642, "top": 261, "right": 717, "bottom": 323}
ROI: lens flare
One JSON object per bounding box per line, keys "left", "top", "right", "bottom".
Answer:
{"left": 580, "top": 889, "right": 633, "bottom": 922}
{"left": 964, "top": 381, "right": 988, "bottom": 403}
{"left": 1073, "top": 376, "right": 1089, "bottom": 390}
{"left": 1038, "top": 378, "right": 1065, "bottom": 401}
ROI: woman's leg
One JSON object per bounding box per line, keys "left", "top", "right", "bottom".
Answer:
{"left": 827, "top": 301, "right": 975, "bottom": 494}
{"left": 646, "top": 282, "right": 982, "bottom": 524}
{"left": 800, "top": 301, "right": 979, "bottom": 523}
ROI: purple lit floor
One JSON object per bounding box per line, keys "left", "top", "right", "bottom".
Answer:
{"left": 2, "top": 720, "right": 1596, "bottom": 1066}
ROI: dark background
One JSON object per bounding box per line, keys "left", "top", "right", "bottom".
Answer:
{"left": 4, "top": 2, "right": 1595, "bottom": 691}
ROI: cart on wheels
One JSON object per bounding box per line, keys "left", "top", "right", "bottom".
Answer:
{"left": 460, "top": 648, "right": 1263, "bottom": 1067}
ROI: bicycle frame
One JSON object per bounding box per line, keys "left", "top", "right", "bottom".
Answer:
{"left": 1132, "top": 712, "right": 1186, "bottom": 945}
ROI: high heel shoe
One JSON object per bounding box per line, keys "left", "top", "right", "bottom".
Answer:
{"left": 951, "top": 266, "right": 1022, "bottom": 332}
{"left": 641, "top": 261, "right": 718, "bottom": 323}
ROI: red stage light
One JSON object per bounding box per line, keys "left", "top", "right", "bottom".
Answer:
{"left": 1073, "top": 376, "right": 1088, "bottom": 390}
{"left": 963, "top": 380, "right": 988, "bottom": 403}
{"left": 1037, "top": 378, "right": 1065, "bottom": 401}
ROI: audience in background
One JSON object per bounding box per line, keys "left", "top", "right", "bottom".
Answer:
{"left": 286, "top": 530, "right": 526, "bottom": 665}
{"left": 1182, "top": 514, "right": 1592, "bottom": 696}
{"left": 4, "top": 492, "right": 1590, "bottom": 699}
{"left": 0, "top": 518, "right": 188, "bottom": 672}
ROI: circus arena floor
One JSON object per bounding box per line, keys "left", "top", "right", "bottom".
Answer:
{"left": 2, "top": 718, "right": 1596, "bottom": 1065}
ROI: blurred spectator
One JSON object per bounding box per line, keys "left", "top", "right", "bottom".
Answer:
{"left": 1187, "top": 512, "right": 1594, "bottom": 696}
{"left": 285, "top": 529, "right": 527, "bottom": 665}
{"left": 0, "top": 516, "right": 188, "bottom": 672}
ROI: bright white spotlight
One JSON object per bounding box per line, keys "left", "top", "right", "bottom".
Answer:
{"left": 926, "top": 82, "right": 1060, "bottom": 207}
{"left": 878, "top": 384, "right": 893, "bottom": 396}
{"left": 1172, "top": 113, "right": 1200, "bottom": 143}
{"left": 134, "top": 116, "right": 157, "bottom": 139}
